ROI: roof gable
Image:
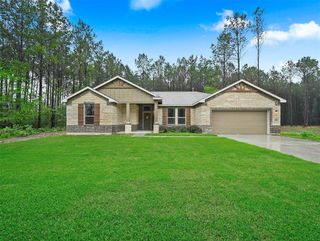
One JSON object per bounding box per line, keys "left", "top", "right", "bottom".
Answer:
{"left": 94, "top": 76, "right": 160, "bottom": 98}
{"left": 193, "top": 79, "right": 286, "bottom": 105}
{"left": 62, "top": 87, "right": 118, "bottom": 103}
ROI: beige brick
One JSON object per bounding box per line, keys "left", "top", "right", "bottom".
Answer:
{"left": 193, "top": 92, "right": 281, "bottom": 126}
{"left": 157, "top": 108, "right": 163, "bottom": 125}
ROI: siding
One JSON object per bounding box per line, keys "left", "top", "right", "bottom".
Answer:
{"left": 96, "top": 79, "right": 154, "bottom": 103}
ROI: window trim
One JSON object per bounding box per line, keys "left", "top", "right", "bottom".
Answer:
{"left": 167, "top": 107, "right": 186, "bottom": 125}
{"left": 84, "top": 102, "right": 95, "bottom": 125}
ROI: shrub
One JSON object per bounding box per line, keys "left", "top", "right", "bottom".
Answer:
{"left": 188, "top": 125, "right": 202, "bottom": 133}
{"left": 160, "top": 125, "right": 202, "bottom": 133}
{"left": 0, "top": 125, "right": 64, "bottom": 139}
{"left": 301, "top": 131, "right": 315, "bottom": 138}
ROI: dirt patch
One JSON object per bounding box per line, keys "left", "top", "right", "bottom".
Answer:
{"left": 0, "top": 132, "right": 65, "bottom": 144}
{"left": 281, "top": 125, "right": 320, "bottom": 134}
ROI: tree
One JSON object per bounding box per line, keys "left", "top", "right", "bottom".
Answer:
{"left": 135, "top": 54, "right": 153, "bottom": 89}
{"left": 203, "top": 85, "right": 218, "bottom": 94}
{"left": 296, "top": 57, "right": 319, "bottom": 126}
{"left": 33, "top": 0, "right": 52, "bottom": 128}
{"left": 47, "top": 3, "right": 71, "bottom": 127}
{"left": 226, "top": 12, "right": 249, "bottom": 80}
{"left": 242, "top": 64, "right": 268, "bottom": 85}
{"left": 251, "top": 7, "right": 265, "bottom": 86}
{"left": 197, "top": 56, "right": 219, "bottom": 91}
{"left": 72, "top": 20, "right": 96, "bottom": 91}
{"left": 0, "top": 0, "right": 34, "bottom": 110}
{"left": 211, "top": 30, "right": 234, "bottom": 87}
{"left": 152, "top": 56, "right": 166, "bottom": 90}
{"left": 281, "top": 60, "right": 296, "bottom": 125}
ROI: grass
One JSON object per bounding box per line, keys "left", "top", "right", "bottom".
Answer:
{"left": 0, "top": 135, "right": 320, "bottom": 240}
{"left": 281, "top": 125, "right": 320, "bottom": 142}
{"left": 147, "top": 132, "right": 214, "bottom": 136}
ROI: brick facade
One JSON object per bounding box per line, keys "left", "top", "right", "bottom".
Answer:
{"left": 65, "top": 78, "right": 284, "bottom": 135}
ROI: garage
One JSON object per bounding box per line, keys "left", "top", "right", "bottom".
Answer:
{"left": 211, "top": 110, "right": 267, "bottom": 134}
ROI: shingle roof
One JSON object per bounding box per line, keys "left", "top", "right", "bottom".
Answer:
{"left": 153, "top": 91, "right": 210, "bottom": 106}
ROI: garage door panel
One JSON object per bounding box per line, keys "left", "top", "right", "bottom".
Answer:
{"left": 212, "top": 111, "right": 267, "bottom": 134}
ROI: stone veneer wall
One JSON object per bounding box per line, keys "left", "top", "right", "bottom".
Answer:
{"left": 192, "top": 91, "right": 282, "bottom": 134}
{"left": 270, "top": 125, "right": 281, "bottom": 134}
{"left": 66, "top": 89, "right": 140, "bottom": 133}
{"left": 66, "top": 85, "right": 282, "bottom": 135}
{"left": 66, "top": 90, "right": 119, "bottom": 126}
{"left": 66, "top": 124, "right": 139, "bottom": 133}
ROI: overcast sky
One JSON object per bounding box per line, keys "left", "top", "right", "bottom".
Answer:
{"left": 56, "top": 0, "right": 320, "bottom": 71}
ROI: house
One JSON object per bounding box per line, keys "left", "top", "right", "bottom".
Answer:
{"left": 63, "top": 76, "right": 286, "bottom": 135}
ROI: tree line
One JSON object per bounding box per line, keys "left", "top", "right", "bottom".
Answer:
{"left": 0, "top": 1, "right": 319, "bottom": 128}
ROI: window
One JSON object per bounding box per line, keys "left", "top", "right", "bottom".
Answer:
{"left": 167, "top": 107, "right": 186, "bottom": 125}
{"left": 178, "top": 108, "right": 186, "bottom": 124}
{"left": 85, "top": 103, "right": 94, "bottom": 124}
{"left": 168, "top": 108, "right": 175, "bottom": 125}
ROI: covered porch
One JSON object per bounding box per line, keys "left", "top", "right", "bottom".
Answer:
{"left": 124, "top": 102, "right": 160, "bottom": 134}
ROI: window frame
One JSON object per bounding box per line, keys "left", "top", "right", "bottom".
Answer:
{"left": 167, "top": 107, "right": 186, "bottom": 126}
{"left": 84, "top": 102, "right": 95, "bottom": 125}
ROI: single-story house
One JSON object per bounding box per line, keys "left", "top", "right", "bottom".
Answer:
{"left": 63, "top": 76, "right": 286, "bottom": 135}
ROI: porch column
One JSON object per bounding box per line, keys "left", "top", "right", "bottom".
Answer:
{"left": 125, "top": 102, "right": 132, "bottom": 134}
{"left": 267, "top": 109, "right": 271, "bottom": 135}
{"left": 153, "top": 101, "right": 159, "bottom": 133}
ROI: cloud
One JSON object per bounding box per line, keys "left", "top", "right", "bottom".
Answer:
{"left": 50, "top": 0, "right": 73, "bottom": 14}
{"left": 200, "top": 9, "right": 233, "bottom": 32}
{"left": 263, "top": 21, "right": 320, "bottom": 46}
{"left": 130, "top": 0, "right": 162, "bottom": 10}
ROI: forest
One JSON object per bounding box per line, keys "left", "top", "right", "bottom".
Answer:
{"left": 0, "top": 0, "right": 319, "bottom": 129}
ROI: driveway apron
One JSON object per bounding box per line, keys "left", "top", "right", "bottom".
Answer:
{"left": 220, "top": 135, "right": 320, "bottom": 163}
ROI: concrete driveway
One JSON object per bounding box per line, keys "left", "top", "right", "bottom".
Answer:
{"left": 220, "top": 135, "right": 320, "bottom": 163}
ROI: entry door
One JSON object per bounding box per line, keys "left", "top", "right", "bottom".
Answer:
{"left": 143, "top": 112, "right": 152, "bottom": 130}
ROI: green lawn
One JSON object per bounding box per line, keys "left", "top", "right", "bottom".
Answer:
{"left": 281, "top": 125, "right": 320, "bottom": 142}
{"left": 1, "top": 136, "right": 320, "bottom": 240}
{"left": 147, "top": 132, "right": 214, "bottom": 136}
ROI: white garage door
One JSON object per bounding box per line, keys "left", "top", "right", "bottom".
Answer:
{"left": 211, "top": 111, "right": 267, "bottom": 134}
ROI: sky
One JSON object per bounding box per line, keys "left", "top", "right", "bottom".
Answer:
{"left": 55, "top": 0, "right": 320, "bottom": 71}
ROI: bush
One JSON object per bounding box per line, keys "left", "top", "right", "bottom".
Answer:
{"left": 301, "top": 131, "right": 315, "bottom": 138}
{"left": 160, "top": 125, "right": 202, "bottom": 133}
{"left": 188, "top": 125, "right": 202, "bottom": 133}
{"left": 0, "top": 125, "right": 64, "bottom": 139}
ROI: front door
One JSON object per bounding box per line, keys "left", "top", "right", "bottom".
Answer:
{"left": 143, "top": 112, "right": 152, "bottom": 130}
